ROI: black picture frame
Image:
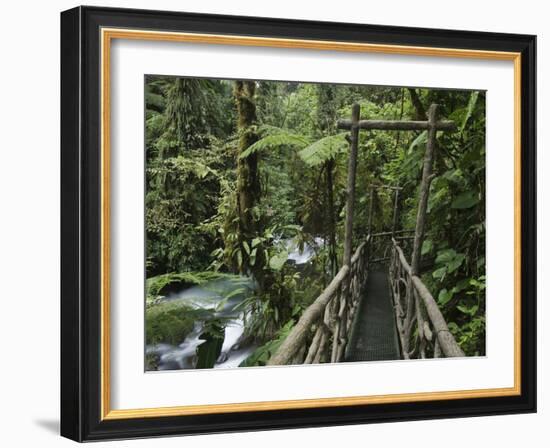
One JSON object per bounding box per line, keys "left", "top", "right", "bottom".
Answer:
{"left": 61, "top": 5, "right": 536, "bottom": 442}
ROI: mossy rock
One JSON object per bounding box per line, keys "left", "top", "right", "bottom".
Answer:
{"left": 145, "top": 302, "right": 197, "bottom": 346}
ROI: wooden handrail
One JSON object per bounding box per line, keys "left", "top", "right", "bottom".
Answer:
{"left": 351, "top": 240, "right": 367, "bottom": 264}
{"left": 391, "top": 240, "right": 464, "bottom": 358}
{"left": 267, "top": 265, "right": 349, "bottom": 365}
{"left": 268, "top": 240, "right": 369, "bottom": 366}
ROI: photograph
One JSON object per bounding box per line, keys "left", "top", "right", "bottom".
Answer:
{"left": 143, "top": 76, "right": 486, "bottom": 371}
{"left": 56, "top": 5, "right": 537, "bottom": 442}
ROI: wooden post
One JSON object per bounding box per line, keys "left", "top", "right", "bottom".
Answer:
{"left": 410, "top": 104, "right": 438, "bottom": 275}
{"left": 332, "top": 103, "right": 360, "bottom": 362}
{"left": 391, "top": 188, "right": 399, "bottom": 236}
{"left": 367, "top": 187, "right": 374, "bottom": 236}
{"left": 404, "top": 104, "right": 439, "bottom": 351}
{"left": 343, "top": 103, "right": 361, "bottom": 267}
{"left": 326, "top": 159, "right": 338, "bottom": 278}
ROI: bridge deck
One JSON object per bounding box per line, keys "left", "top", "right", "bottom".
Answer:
{"left": 345, "top": 267, "right": 401, "bottom": 362}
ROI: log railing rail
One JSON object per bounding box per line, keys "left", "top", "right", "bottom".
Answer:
{"left": 390, "top": 238, "right": 464, "bottom": 358}
{"left": 268, "top": 237, "right": 370, "bottom": 365}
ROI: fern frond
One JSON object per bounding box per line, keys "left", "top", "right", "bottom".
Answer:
{"left": 298, "top": 133, "right": 348, "bottom": 167}
{"left": 239, "top": 131, "right": 310, "bottom": 159}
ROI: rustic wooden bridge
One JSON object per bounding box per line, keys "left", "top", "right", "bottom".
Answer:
{"left": 268, "top": 103, "right": 464, "bottom": 365}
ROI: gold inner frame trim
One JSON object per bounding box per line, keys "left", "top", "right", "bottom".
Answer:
{"left": 100, "top": 27, "right": 522, "bottom": 420}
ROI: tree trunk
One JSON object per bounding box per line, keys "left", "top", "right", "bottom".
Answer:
{"left": 407, "top": 88, "right": 427, "bottom": 120}
{"left": 234, "top": 81, "right": 262, "bottom": 277}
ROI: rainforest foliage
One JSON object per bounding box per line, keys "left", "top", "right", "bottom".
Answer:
{"left": 145, "top": 76, "right": 486, "bottom": 358}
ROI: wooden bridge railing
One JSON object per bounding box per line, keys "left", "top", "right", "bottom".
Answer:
{"left": 268, "top": 237, "right": 370, "bottom": 365}
{"left": 389, "top": 238, "right": 464, "bottom": 359}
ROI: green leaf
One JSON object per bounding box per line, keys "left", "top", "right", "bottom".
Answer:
{"left": 236, "top": 250, "right": 243, "bottom": 269}
{"left": 460, "top": 91, "right": 480, "bottom": 132}
{"left": 242, "top": 241, "right": 250, "bottom": 255}
{"left": 457, "top": 304, "right": 479, "bottom": 316}
{"left": 421, "top": 240, "right": 433, "bottom": 255}
{"left": 432, "top": 267, "right": 447, "bottom": 280}
{"left": 446, "top": 253, "right": 465, "bottom": 274}
{"left": 454, "top": 278, "right": 470, "bottom": 292}
{"left": 291, "top": 303, "right": 302, "bottom": 317}
{"left": 438, "top": 288, "right": 454, "bottom": 305}
{"left": 447, "top": 322, "right": 460, "bottom": 334}
{"left": 210, "top": 247, "right": 223, "bottom": 257}
{"left": 408, "top": 130, "right": 427, "bottom": 153}
{"left": 281, "top": 224, "right": 302, "bottom": 233}
{"left": 469, "top": 277, "right": 486, "bottom": 290}
{"left": 435, "top": 249, "right": 457, "bottom": 264}
{"left": 451, "top": 191, "right": 479, "bottom": 209}
{"left": 221, "top": 287, "right": 247, "bottom": 301}
{"left": 249, "top": 248, "right": 257, "bottom": 266}
{"left": 269, "top": 250, "right": 289, "bottom": 271}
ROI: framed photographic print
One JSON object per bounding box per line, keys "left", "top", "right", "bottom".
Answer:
{"left": 60, "top": 6, "right": 536, "bottom": 441}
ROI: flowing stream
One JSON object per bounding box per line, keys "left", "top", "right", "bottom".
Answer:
{"left": 146, "top": 237, "right": 323, "bottom": 371}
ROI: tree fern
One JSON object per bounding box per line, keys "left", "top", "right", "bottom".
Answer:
{"left": 298, "top": 133, "right": 348, "bottom": 167}
{"left": 239, "top": 128, "right": 310, "bottom": 159}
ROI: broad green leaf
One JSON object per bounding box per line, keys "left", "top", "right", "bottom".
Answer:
{"left": 421, "top": 240, "right": 433, "bottom": 255}
{"left": 457, "top": 304, "right": 479, "bottom": 316}
{"left": 408, "top": 130, "right": 427, "bottom": 153}
{"left": 249, "top": 248, "right": 257, "bottom": 266}
{"left": 236, "top": 250, "right": 243, "bottom": 269}
{"left": 210, "top": 247, "right": 223, "bottom": 257}
{"left": 469, "top": 277, "right": 486, "bottom": 290}
{"left": 446, "top": 253, "right": 465, "bottom": 274}
{"left": 432, "top": 267, "right": 447, "bottom": 280}
{"left": 435, "top": 249, "right": 457, "bottom": 264}
{"left": 269, "top": 250, "right": 289, "bottom": 271}
{"left": 451, "top": 191, "right": 479, "bottom": 209}
{"left": 454, "top": 278, "right": 470, "bottom": 292}
{"left": 438, "top": 288, "right": 454, "bottom": 305}
{"left": 460, "top": 91, "right": 480, "bottom": 132}
{"left": 282, "top": 224, "right": 302, "bottom": 233}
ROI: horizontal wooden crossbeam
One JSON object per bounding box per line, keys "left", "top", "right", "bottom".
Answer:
{"left": 337, "top": 119, "right": 456, "bottom": 132}
{"left": 370, "top": 229, "right": 415, "bottom": 238}
{"left": 367, "top": 183, "right": 403, "bottom": 191}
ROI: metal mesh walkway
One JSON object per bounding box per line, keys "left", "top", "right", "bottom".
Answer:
{"left": 345, "top": 268, "right": 401, "bottom": 362}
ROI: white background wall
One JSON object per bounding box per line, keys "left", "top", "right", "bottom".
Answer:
{"left": 0, "top": 0, "right": 545, "bottom": 446}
